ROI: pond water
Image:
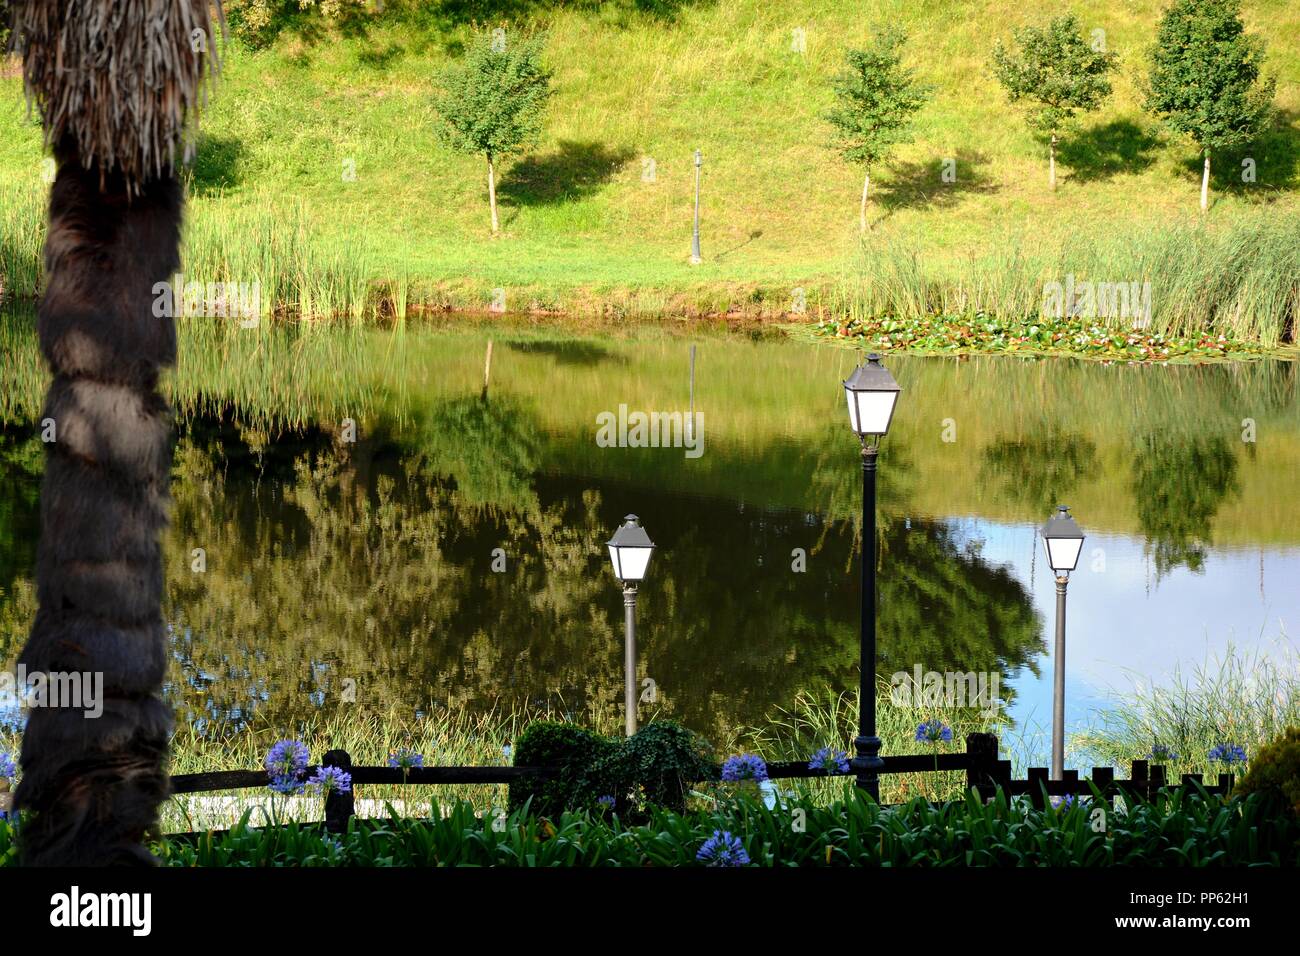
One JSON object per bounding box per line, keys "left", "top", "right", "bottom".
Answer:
{"left": 1, "top": 308, "right": 1297, "bottom": 761}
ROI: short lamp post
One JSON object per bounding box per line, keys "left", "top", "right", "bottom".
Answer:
{"left": 607, "top": 515, "right": 655, "bottom": 737}
{"left": 690, "top": 149, "right": 703, "bottom": 265}
{"left": 842, "top": 354, "right": 901, "bottom": 801}
{"left": 1041, "top": 505, "right": 1084, "bottom": 780}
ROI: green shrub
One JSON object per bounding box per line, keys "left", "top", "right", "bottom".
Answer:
{"left": 507, "top": 721, "right": 618, "bottom": 818}
{"left": 613, "top": 722, "right": 715, "bottom": 814}
{"left": 1236, "top": 726, "right": 1300, "bottom": 816}
{"left": 509, "top": 720, "right": 717, "bottom": 818}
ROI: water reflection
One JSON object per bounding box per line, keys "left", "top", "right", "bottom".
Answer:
{"left": 152, "top": 427, "right": 1043, "bottom": 740}
{"left": 1, "top": 310, "right": 1297, "bottom": 748}
{"left": 1130, "top": 433, "right": 1240, "bottom": 577}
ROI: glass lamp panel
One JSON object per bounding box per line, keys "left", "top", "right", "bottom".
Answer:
{"left": 615, "top": 546, "right": 654, "bottom": 581}
{"left": 1044, "top": 536, "right": 1084, "bottom": 572}
{"left": 852, "top": 390, "right": 899, "bottom": 436}
{"left": 844, "top": 383, "right": 861, "bottom": 433}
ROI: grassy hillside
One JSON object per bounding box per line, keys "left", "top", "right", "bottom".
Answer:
{"left": 1, "top": 0, "right": 1297, "bottom": 323}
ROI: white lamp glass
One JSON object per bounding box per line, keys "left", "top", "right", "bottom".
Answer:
{"left": 607, "top": 515, "right": 655, "bottom": 583}
{"left": 843, "top": 354, "right": 901, "bottom": 438}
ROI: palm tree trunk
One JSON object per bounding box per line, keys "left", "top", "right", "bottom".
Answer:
{"left": 488, "top": 155, "right": 499, "bottom": 234}
{"left": 1200, "top": 151, "right": 1211, "bottom": 213}
{"left": 10, "top": 0, "right": 217, "bottom": 867}
{"left": 14, "top": 137, "right": 181, "bottom": 865}
{"left": 859, "top": 170, "right": 871, "bottom": 234}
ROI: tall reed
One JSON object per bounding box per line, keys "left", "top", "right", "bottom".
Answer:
{"left": 829, "top": 213, "right": 1299, "bottom": 346}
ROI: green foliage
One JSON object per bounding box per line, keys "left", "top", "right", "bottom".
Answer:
{"left": 433, "top": 30, "right": 554, "bottom": 164}
{"left": 1074, "top": 643, "right": 1300, "bottom": 775}
{"left": 1145, "top": 0, "right": 1276, "bottom": 154}
{"left": 508, "top": 721, "right": 619, "bottom": 818}
{"left": 1130, "top": 433, "right": 1239, "bottom": 576}
{"left": 137, "top": 787, "right": 1300, "bottom": 867}
{"left": 1236, "top": 726, "right": 1300, "bottom": 816}
{"left": 825, "top": 29, "right": 931, "bottom": 170}
{"left": 991, "top": 14, "right": 1116, "bottom": 138}
{"left": 509, "top": 720, "right": 715, "bottom": 817}
{"left": 600, "top": 721, "right": 715, "bottom": 814}
{"left": 224, "top": 0, "right": 373, "bottom": 49}
{"left": 815, "top": 313, "right": 1268, "bottom": 362}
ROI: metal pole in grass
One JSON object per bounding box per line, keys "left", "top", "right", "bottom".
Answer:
{"left": 607, "top": 516, "right": 656, "bottom": 736}
{"left": 1040, "top": 505, "right": 1085, "bottom": 780}
{"left": 841, "top": 354, "right": 901, "bottom": 801}
{"left": 690, "top": 149, "right": 703, "bottom": 265}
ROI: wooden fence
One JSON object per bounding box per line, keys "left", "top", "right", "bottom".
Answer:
{"left": 167, "top": 733, "right": 1236, "bottom": 835}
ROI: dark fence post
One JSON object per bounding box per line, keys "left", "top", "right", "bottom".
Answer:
{"left": 1027, "top": 767, "right": 1049, "bottom": 810}
{"left": 965, "top": 733, "right": 998, "bottom": 800}
{"left": 1130, "top": 759, "right": 1149, "bottom": 803}
{"left": 1091, "top": 766, "right": 1114, "bottom": 813}
{"left": 322, "top": 749, "right": 355, "bottom": 833}
{"left": 1150, "top": 762, "right": 1167, "bottom": 800}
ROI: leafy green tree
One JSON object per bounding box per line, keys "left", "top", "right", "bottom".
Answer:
{"left": 1145, "top": 0, "right": 1276, "bottom": 212}
{"left": 991, "top": 14, "right": 1116, "bottom": 190}
{"left": 826, "top": 29, "right": 931, "bottom": 234}
{"left": 434, "top": 29, "right": 554, "bottom": 234}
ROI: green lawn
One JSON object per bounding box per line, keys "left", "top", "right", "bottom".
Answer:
{"left": 1, "top": 0, "right": 1297, "bottom": 321}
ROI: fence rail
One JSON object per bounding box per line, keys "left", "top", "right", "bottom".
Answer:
{"left": 165, "top": 734, "right": 1235, "bottom": 835}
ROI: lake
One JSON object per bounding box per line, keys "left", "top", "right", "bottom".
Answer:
{"left": 1, "top": 309, "right": 1297, "bottom": 762}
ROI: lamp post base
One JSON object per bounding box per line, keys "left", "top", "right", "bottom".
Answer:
{"left": 851, "top": 734, "right": 884, "bottom": 803}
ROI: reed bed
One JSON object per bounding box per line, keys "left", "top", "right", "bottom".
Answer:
{"left": 740, "top": 685, "right": 1012, "bottom": 805}
{"left": 828, "top": 213, "right": 1300, "bottom": 346}
{"left": 1073, "top": 639, "right": 1300, "bottom": 776}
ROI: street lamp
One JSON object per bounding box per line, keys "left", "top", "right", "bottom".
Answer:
{"left": 842, "top": 353, "right": 901, "bottom": 800}
{"left": 690, "top": 149, "right": 702, "bottom": 265}
{"left": 608, "top": 515, "right": 655, "bottom": 736}
{"left": 1041, "top": 505, "right": 1084, "bottom": 780}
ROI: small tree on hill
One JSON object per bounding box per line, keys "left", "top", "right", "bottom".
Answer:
{"left": 826, "top": 29, "right": 931, "bottom": 234}
{"left": 991, "top": 14, "right": 1116, "bottom": 191}
{"left": 434, "top": 29, "right": 553, "bottom": 234}
{"left": 1145, "top": 0, "right": 1275, "bottom": 212}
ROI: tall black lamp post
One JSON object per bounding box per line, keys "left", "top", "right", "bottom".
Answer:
{"left": 842, "top": 354, "right": 901, "bottom": 800}
{"left": 1041, "top": 505, "right": 1084, "bottom": 780}
{"left": 607, "top": 515, "right": 655, "bottom": 737}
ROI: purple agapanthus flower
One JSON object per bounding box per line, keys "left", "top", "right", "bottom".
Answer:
{"left": 1147, "top": 743, "right": 1179, "bottom": 762}
{"left": 307, "top": 765, "right": 352, "bottom": 795}
{"left": 266, "top": 739, "right": 310, "bottom": 794}
{"left": 387, "top": 748, "right": 424, "bottom": 771}
{"left": 1051, "top": 794, "right": 1078, "bottom": 810}
{"left": 696, "top": 830, "right": 749, "bottom": 866}
{"left": 1208, "top": 743, "right": 1247, "bottom": 765}
{"left": 597, "top": 795, "right": 616, "bottom": 809}
{"left": 808, "top": 747, "right": 850, "bottom": 774}
{"left": 720, "top": 754, "right": 768, "bottom": 783}
{"left": 915, "top": 720, "right": 953, "bottom": 744}
{"left": 0, "top": 751, "right": 14, "bottom": 822}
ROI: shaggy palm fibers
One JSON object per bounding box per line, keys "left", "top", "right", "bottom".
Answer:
{"left": 14, "top": 137, "right": 181, "bottom": 866}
